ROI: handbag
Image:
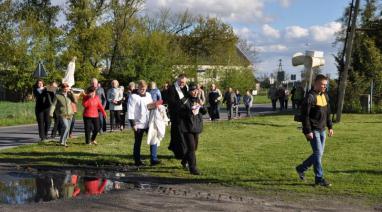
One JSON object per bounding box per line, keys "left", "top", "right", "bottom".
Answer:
{"left": 71, "top": 102, "right": 77, "bottom": 113}
{"left": 114, "top": 100, "right": 122, "bottom": 105}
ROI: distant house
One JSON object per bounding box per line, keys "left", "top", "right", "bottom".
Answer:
{"left": 173, "top": 46, "right": 254, "bottom": 85}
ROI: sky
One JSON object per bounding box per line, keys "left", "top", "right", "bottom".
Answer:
{"left": 143, "top": 0, "right": 349, "bottom": 80}
{"left": 52, "top": 0, "right": 351, "bottom": 80}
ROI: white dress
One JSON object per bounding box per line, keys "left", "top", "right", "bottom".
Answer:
{"left": 62, "top": 61, "right": 75, "bottom": 87}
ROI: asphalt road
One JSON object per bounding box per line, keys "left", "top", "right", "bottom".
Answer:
{"left": 0, "top": 104, "right": 278, "bottom": 150}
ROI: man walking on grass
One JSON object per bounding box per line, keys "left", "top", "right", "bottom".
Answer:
{"left": 296, "top": 74, "right": 334, "bottom": 187}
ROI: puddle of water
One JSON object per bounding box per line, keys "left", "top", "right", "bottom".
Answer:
{"left": 0, "top": 168, "right": 149, "bottom": 205}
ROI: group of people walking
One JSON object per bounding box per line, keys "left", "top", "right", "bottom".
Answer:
{"left": 34, "top": 74, "right": 253, "bottom": 175}
{"left": 33, "top": 73, "right": 334, "bottom": 184}
{"left": 268, "top": 84, "right": 305, "bottom": 111}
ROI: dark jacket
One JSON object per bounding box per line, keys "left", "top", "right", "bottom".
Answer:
{"left": 167, "top": 83, "right": 188, "bottom": 122}
{"left": 223, "top": 91, "right": 237, "bottom": 105}
{"left": 301, "top": 89, "right": 333, "bottom": 134}
{"left": 167, "top": 83, "right": 188, "bottom": 159}
{"left": 208, "top": 90, "right": 220, "bottom": 106}
{"left": 161, "top": 88, "right": 169, "bottom": 105}
{"left": 179, "top": 97, "right": 207, "bottom": 134}
{"left": 33, "top": 88, "right": 51, "bottom": 112}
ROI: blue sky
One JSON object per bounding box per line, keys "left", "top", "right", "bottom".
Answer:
{"left": 264, "top": 0, "right": 347, "bottom": 28}
{"left": 142, "top": 0, "right": 351, "bottom": 80}
{"left": 53, "top": 0, "right": 351, "bottom": 79}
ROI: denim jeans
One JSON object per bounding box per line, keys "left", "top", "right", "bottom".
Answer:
{"left": 98, "top": 112, "right": 105, "bottom": 132}
{"left": 59, "top": 117, "right": 72, "bottom": 145}
{"left": 133, "top": 128, "right": 158, "bottom": 162}
{"left": 299, "top": 130, "right": 326, "bottom": 181}
{"left": 150, "top": 144, "right": 158, "bottom": 161}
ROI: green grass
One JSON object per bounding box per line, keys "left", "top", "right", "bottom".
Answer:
{"left": 0, "top": 101, "right": 84, "bottom": 126}
{"left": 0, "top": 114, "right": 381, "bottom": 202}
{"left": 0, "top": 101, "right": 36, "bottom": 126}
{"left": 253, "top": 94, "right": 271, "bottom": 104}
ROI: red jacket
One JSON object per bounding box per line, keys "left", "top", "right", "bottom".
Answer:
{"left": 84, "top": 178, "right": 107, "bottom": 195}
{"left": 82, "top": 95, "right": 107, "bottom": 118}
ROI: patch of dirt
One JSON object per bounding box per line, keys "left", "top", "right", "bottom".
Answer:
{"left": 0, "top": 165, "right": 379, "bottom": 212}
{"left": 1, "top": 181, "right": 378, "bottom": 212}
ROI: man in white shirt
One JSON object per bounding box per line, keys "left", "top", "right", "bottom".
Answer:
{"left": 128, "top": 80, "right": 160, "bottom": 166}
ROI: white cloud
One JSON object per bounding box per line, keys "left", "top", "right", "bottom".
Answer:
{"left": 309, "top": 22, "right": 342, "bottom": 42}
{"left": 279, "top": 0, "right": 293, "bottom": 8}
{"left": 285, "top": 26, "right": 309, "bottom": 39}
{"left": 256, "top": 44, "right": 288, "bottom": 53}
{"left": 234, "top": 27, "right": 252, "bottom": 40}
{"left": 262, "top": 24, "right": 280, "bottom": 39}
{"left": 144, "top": 0, "right": 272, "bottom": 24}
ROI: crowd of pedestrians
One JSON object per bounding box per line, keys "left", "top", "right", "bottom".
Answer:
{"left": 268, "top": 84, "right": 305, "bottom": 111}
{"left": 33, "top": 73, "right": 255, "bottom": 175}
{"left": 32, "top": 72, "right": 335, "bottom": 185}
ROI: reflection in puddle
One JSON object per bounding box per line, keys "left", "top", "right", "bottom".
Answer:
{"left": 0, "top": 169, "right": 135, "bottom": 205}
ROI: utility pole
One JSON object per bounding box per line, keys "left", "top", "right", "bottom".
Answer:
{"left": 370, "top": 79, "right": 373, "bottom": 113}
{"left": 335, "top": 0, "right": 361, "bottom": 123}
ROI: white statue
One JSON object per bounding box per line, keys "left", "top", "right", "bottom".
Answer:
{"left": 62, "top": 56, "right": 77, "bottom": 88}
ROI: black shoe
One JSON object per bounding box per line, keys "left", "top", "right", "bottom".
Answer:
{"left": 135, "top": 160, "right": 145, "bottom": 166}
{"left": 150, "top": 160, "right": 161, "bottom": 166}
{"left": 181, "top": 160, "right": 188, "bottom": 170}
{"left": 190, "top": 168, "right": 200, "bottom": 175}
{"left": 315, "top": 179, "right": 332, "bottom": 187}
{"left": 295, "top": 166, "right": 305, "bottom": 181}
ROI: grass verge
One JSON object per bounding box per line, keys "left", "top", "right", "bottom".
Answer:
{"left": 0, "top": 114, "right": 381, "bottom": 203}
{"left": 0, "top": 101, "right": 83, "bottom": 127}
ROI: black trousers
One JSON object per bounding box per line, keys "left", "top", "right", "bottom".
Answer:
{"left": 271, "top": 99, "right": 277, "bottom": 110}
{"left": 51, "top": 113, "right": 61, "bottom": 138}
{"left": 208, "top": 104, "right": 220, "bottom": 120}
{"left": 183, "top": 133, "right": 199, "bottom": 171}
{"left": 110, "top": 110, "right": 121, "bottom": 130}
{"left": 120, "top": 111, "right": 126, "bottom": 128}
{"left": 83, "top": 117, "right": 100, "bottom": 144}
{"left": 133, "top": 128, "right": 151, "bottom": 162}
{"left": 279, "top": 98, "right": 285, "bottom": 110}
{"left": 35, "top": 109, "right": 50, "bottom": 140}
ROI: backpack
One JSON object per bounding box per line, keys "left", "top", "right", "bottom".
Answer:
{"left": 294, "top": 91, "right": 329, "bottom": 122}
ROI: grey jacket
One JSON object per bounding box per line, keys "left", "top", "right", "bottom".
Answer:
{"left": 107, "top": 88, "right": 123, "bottom": 111}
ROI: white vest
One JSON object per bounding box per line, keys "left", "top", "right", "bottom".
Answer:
{"left": 127, "top": 93, "right": 153, "bottom": 129}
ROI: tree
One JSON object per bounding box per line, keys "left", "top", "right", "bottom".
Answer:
{"left": 334, "top": 0, "right": 382, "bottom": 111}
{"left": 107, "top": 0, "right": 143, "bottom": 77}
{"left": 219, "top": 67, "right": 256, "bottom": 93}
{"left": 180, "top": 17, "right": 241, "bottom": 66}
{"left": 64, "top": 0, "right": 110, "bottom": 88}
{"left": 0, "top": 0, "right": 62, "bottom": 100}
